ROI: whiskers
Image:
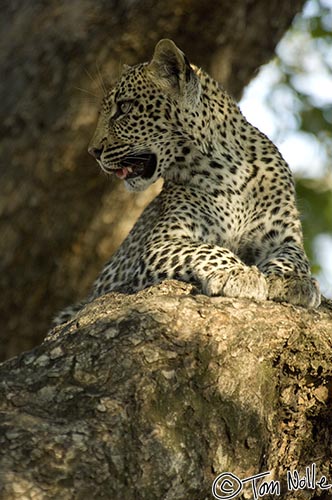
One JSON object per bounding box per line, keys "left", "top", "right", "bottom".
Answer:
{"left": 94, "top": 64, "right": 107, "bottom": 96}
{"left": 73, "top": 64, "right": 109, "bottom": 103}
{"left": 73, "top": 86, "right": 101, "bottom": 101}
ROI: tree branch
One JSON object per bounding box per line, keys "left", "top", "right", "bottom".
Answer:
{"left": 1, "top": 281, "right": 331, "bottom": 499}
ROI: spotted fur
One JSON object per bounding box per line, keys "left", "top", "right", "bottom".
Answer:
{"left": 54, "top": 39, "right": 320, "bottom": 325}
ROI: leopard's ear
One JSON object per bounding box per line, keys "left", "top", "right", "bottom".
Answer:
{"left": 147, "top": 39, "right": 200, "bottom": 103}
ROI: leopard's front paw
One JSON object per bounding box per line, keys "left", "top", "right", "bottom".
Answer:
{"left": 267, "top": 274, "right": 321, "bottom": 308}
{"left": 202, "top": 266, "right": 268, "bottom": 301}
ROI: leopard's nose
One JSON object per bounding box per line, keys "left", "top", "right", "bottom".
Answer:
{"left": 88, "top": 145, "right": 104, "bottom": 160}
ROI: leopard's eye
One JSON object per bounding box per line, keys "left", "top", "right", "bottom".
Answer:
{"left": 118, "top": 101, "right": 132, "bottom": 115}
{"left": 110, "top": 100, "right": 133, "bottom": 122}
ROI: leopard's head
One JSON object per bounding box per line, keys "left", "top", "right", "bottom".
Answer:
{"left": 88, "top": 39, "right": 203, "bottom": 192}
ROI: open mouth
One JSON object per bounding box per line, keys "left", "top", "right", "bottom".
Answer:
{"left": 113, "top": 153, "right": 157, "bottom": 180}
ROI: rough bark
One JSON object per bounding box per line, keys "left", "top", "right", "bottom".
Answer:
{"left": 0, "top": 281, "right": 331, "bottom": 500}
{"left": 0, "top": 0, "right": 305, "bottom": 360}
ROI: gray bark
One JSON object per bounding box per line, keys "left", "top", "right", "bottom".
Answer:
{"left": 0, "top": 0, "right": 305, "bottom": 360}
{"left": 0, "top": 282, "right": 331, "bottom": 499}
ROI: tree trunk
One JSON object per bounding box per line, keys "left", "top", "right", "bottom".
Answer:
{"left": 0, "top": 0, "right": 305, "bottom": 360}
{"left": 0, "top": 282, "right": 331, "bottom": 499}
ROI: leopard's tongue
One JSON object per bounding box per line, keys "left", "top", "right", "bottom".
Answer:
{"left": 115, "top": 166, "right": 133, "bottom": 179}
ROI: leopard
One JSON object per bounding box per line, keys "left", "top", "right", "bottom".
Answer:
{"left": 54, "top": 38, "right": 320, "bottom": 325}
